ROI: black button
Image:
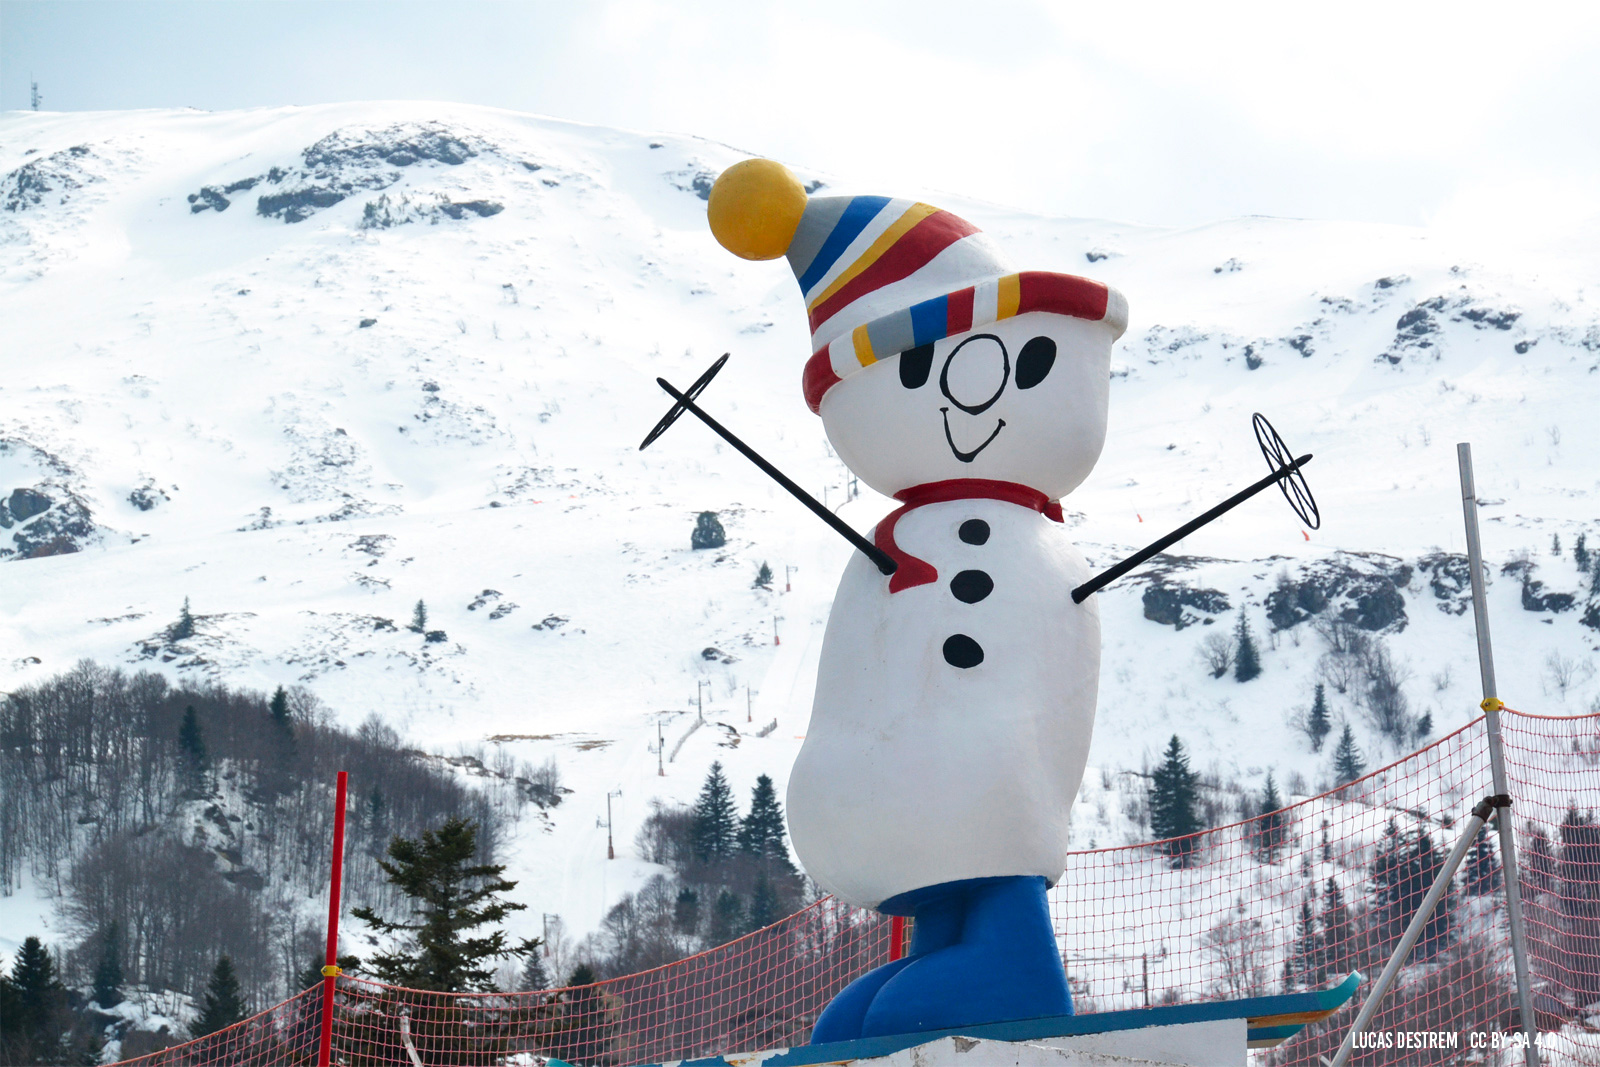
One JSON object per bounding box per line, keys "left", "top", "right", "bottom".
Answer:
{"left": 943, "top": 634, "right": 984, "bottom": 668}
{"left": 958, "top": 519, "right": 990, "bottom": 545}
{"left": 950, "top": 570, "right": 993, "bottom": 603}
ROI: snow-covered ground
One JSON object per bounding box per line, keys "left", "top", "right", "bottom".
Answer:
{"left": 2, "top": 101, "right": 1597, "bottom": 978}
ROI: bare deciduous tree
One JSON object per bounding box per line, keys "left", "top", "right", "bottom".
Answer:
{"left": 1361, "top": 642, "right": 1413, "bottom": 746}
{"left": 1545, "top": 650, "right": 1595, "bottom": 698}
{"left": 1317, "top": 651, "right": 1360, "bottom": 696}
{"left": 1200, "top": 898, "right": 1274, "bottom": 998}
{"left": 1198, "top": 634, "right": 1234, "bottom": 679}
{"left": 1312, "top": 617, "right": 1370, "bottom": 658}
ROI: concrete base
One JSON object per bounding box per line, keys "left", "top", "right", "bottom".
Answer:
{"left": 772, "top": 1018, "right": 1245, "bottom": 1066}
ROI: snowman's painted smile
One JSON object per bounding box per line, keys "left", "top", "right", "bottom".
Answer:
{"left": 940, "top": 407, "right": 1005, "bottom": 463}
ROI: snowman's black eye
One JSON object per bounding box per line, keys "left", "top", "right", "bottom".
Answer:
{"left": 899, "top": 344, "right": 934, "bottom": 389}
{"left": 1015, "top": 336, "right": 1057, "bottom": 389}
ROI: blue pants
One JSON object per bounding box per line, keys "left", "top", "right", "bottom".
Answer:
{"left": 810, "top": 875, "right": 1072, "bottom": 1043}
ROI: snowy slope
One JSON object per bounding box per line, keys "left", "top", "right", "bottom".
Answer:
{"left": 2, "top": 102, "right": 1598, "bottom": 963}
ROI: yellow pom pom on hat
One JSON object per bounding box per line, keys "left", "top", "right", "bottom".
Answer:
{"left": 708, "top": 159, "right": 808, "bottom": 261}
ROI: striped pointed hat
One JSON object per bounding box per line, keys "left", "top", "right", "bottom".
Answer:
{"left": 708, "top": 158, "right": 1128, "bottom": 414}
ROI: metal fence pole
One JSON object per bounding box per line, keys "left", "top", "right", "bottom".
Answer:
{"left": 1458, "top": 443, "right": 1541, "bottom": 1063}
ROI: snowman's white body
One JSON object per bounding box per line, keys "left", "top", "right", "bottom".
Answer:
{"left": 781, "top": 311, "right": 1120, "bottom": 911}
{"left": 787, "top": 497, "right": 1099, "bottom": 908}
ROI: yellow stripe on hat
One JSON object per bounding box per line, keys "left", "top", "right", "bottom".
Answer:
{"left": 997, "top": 273, "right": 1021, "bottom": 320}
{"left": 806, "top": 202, "right": 940, "bottom": 314}
{"left": 852, "top": 323, "right": 877, "bottom": 366}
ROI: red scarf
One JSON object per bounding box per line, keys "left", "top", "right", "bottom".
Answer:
{"left": 874, "top": 478, "right": 1064, "bottom": 593}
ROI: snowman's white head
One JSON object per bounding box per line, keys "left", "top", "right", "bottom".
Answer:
{"left": 817, "top": 311, "right": 1116, "bottom": 500}
{"left": 707, "top": 159, "right": 1128, "bottom": 500}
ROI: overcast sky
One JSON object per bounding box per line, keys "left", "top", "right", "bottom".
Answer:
{"left": 4, "top": 1, "right": 1598, "bottom": 237}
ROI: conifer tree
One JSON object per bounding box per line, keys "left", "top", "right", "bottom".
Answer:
{"left": 2, "top": 936, "right": 70, "bottom": 1065}
{"left": 754, "top": 562, "right": 773, "bottom": 589}
{"left": 1307, "top": 683, "right": 1331, "bottom": 752}
{"left": 178, "top": 704, "right": 208, "bottom": 794}
{"left": 736, "top": 774, "right": 795, "bottom": 875}
{"left": 363, "top": 787, "right": 388, "bottom": 852}
{"left": 1321, "top": 878, "right": 1352, "bottom": 969}
{"left": 351, "top": 816, "right": 540, "bottom": 991}
{"left": 691, "top": 511, "right": 726, "bottom": 550}
{"left": 1332, "top": 724, "right": 1365, "bottom": 783}
{"left": 1149, "top": 736, "right": 1202, "bottom": 868}
{"left": 193, "top": 955, "right": 248, "bottom": 1038}
{"left": 0, "top": 965, "right": 13, "bottom": 1060}
{"left": 265, "top": 685, "right": 297, "bottom": 789}
{"left": 673, "top": 887, "right": 701, "bottom": 935}
{"left": 1575, "top": 532, "right": 1590, "bottom": 571}
{"left": 409, "top": 599, "right": 429, "bottom": 633}
{"left": 548, "top": 963, "right": 613, "bottom": 1065}
{"left": 269, "top": 685, "right": 293, "bottom": 734}
{"left": 1558, "top": 808, "right": 1600, "bottom": 1000}
{"left": 748, "top": 871, "right": 781, "bottom": 931}
{"left": 1465, "top": 824, "right": 1502, "bottom": 896}
{"left": 1371, "top": 827, "right": 1454, "bottom": 960}
{"left": 1233, "top": 610, "right": 1261, "bottom": 682}
{"left": 179, "top": 704, "right": 206, "bottom": 763}
{"left": 691, "top": 762, "right": 738, "bottom": 865}
{"left": 1288, "top": 897, "right": 1324, "bottom": 988}
{"left": 707, "top": 889, "right": 744, "bottom": 944}
{"left": 1413, "top": 710, "right": 1433, "bottom": 742}
{"left": 79, "top": 1027, "right": 106, "bottom": 1066}
{"left": 1255, "top": 772, "right": 1286, "bottom": 862}
{"left": 1528, "top": 827, "right": 1558, "bottom": 895}
{"left": 1553, "top": 533, "right": 1562, "bottom": 557}
{"left": 517, "top": 952, "right": 550, "bottom": 993}
{"left": 92, "top": 922, "right": 124, "bottom": 1009}
{"left": 169, "top": 596, "right": 196, "bottom": 642}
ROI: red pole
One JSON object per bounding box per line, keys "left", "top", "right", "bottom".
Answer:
{"left": 316, "top": 770, "right": 349, "bottom": 1067}
{"left": 889, "top": 915, "right": 906, "bottom": 962}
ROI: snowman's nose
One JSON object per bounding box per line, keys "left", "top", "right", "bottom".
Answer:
{"left": 940, "top": 334, "right": 1010, "bottom": 416}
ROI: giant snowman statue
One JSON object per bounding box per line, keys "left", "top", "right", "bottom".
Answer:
{"left": 704, "top": 159, "right": 1127, "bottom": 1044}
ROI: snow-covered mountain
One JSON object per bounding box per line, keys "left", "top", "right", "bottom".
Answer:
{"left": 3, "top": 101, "right": 1598, "bottom": 964}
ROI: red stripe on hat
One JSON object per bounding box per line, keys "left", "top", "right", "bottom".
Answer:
{"left": 946, "top": 286, "right": 974, "bottom": 335}
{"left": 807, "top": 211, "right": 980, "bottom": 336}
{"left": 802, "top": 348, "right": 842, "bottom": 414}
{"left": 1017, "top": 271, "right": 1109, "bottom": 321}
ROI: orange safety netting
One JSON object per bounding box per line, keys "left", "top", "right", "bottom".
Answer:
{"left": 112, "top": 709, "right": 1600, "bottom": 1067}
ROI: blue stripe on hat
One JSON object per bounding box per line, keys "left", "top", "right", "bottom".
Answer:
{"left": 796, "top": 196, "right": 891, "bottom": 296}
{"left": 909, "top": 294, "right": 948, "bottom": 348}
